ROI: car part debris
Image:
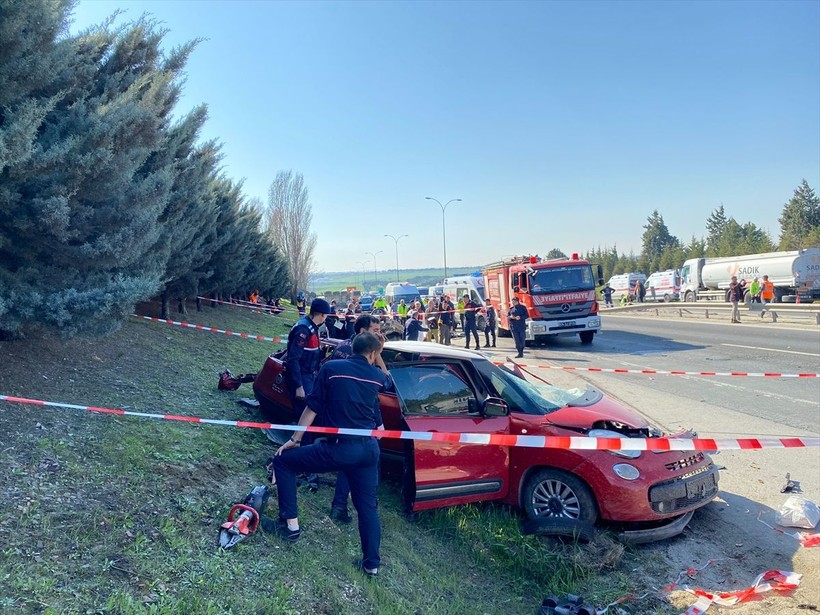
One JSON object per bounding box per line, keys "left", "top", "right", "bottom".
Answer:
{"left": 780, "top": 472, "right": 799, "bottom": 493}
{"left": 536, "top": 594, "right": 597, "bottom": 615}
{"left": 776, "top": 496, "right": 820, "bottom": 529}
{"left": 520, "top": 517, "right": 595, "bottom": 543}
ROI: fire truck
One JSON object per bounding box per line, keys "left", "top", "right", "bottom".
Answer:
{"left": 483, "top": 254, "right": 603, "bottom": 345}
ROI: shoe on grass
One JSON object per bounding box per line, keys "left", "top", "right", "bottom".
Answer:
{"left": 260, "top": 516, "right": 300, "bottom": 541}
{"left": 329, "top": 506, "right": 352, "bottom": 524}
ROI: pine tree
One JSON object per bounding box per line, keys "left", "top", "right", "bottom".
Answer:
{"left": 705, "top": 205, "right": 727, "bottom": 256}
{"left": 0, "top": 7, "right": 194, "bottom": 336}
{"left": 641, "top": 210, "right": 679, "bottom": 273}
{"left": 779, "top": 180, "right": 820, "bottom": 250}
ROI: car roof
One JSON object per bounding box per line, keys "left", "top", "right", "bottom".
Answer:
{"left": 383, "top": 340, "right": 486, "bottom": 360}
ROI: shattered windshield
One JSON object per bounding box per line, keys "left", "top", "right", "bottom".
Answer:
{"left": 474, "top": 359, "right": 586, "bottom": 415}
{"left": 530, "top": 265, "right": 595, "bottom": 294}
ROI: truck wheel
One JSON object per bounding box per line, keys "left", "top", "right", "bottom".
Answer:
{"left": 579, "top": 331, "right": 594, "bottom": 345}
{"left": 498, "top": 327, "right": 511, "bottom": 338}
{"left": 522, "top": 468, "right": 598, "bottom": 523}
{"left": 684, "top": 291, "right": 696, "bottom": 303}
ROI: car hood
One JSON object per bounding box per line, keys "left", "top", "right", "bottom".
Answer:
{"left": 546, "top": 394, "right": 651, "bottom": 430}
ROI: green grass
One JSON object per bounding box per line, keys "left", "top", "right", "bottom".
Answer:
{"left": 0, "top": 301, "right": 666, "bottom": 614}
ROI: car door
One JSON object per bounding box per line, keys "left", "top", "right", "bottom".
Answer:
{"left": 388, "top": 360, "right": 511, "bottom": 511}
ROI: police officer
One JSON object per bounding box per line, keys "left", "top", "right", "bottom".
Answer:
{"left": 483, "top": 304, "right": 497, "bottom": 348}
{"left": 270, "top": 332, "right": 390, "bottom": 577}
{"left": 462, "top": 294, "right": 480, "bottom": 350}
{"left": 284, "top": 298, "right": 332, "bottom": 422}
{"left": 508, "top": 297, "right": 528, "bottom": 358}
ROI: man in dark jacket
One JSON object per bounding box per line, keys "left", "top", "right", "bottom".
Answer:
{"left": 484, "top": 305, "right": 497, "bottom": 348}
{"left": 439, "top": 296, "right": 454, "bottom": 346}
{"left": 728, "top": 275, "right": 743, "bottom": 323}
{"left": 285, "top": 298, "right": 332, "bottom": 420}
{"left": 271, "top": 333, "right": 390, "bottom": 577}
{"left": 508, "top": 297, "right": 528, "bottom": 358}
{"left": 462, "top": 294, "right": 480, "bottom": 350}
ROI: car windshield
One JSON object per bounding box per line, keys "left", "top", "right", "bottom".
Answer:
{"left": 529, "top": 265, "right": 595, "bottom": 294}
{"left": 473, "top": 359, "right": 586, "bottom": 415}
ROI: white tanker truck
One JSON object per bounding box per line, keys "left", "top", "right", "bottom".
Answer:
{"left": 679, "top": 249, "right": 820, "bottom": 303}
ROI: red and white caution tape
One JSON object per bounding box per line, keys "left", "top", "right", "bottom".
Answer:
{"left": 499, "top": 361, "right": 819, "bottom": 379}
{"left": 681, "top": 570, "right": 801, "bottom": 615}
{"left": 2, "top": 394, "right": 818, "bottom": 451}
{"left": 195, "top": 295, "right": 295, "bottom": 316}
{"left": 757, "top": 511, "right": 820, "bottom": 548}
{"left": 131, "top": 315, "right": 284, "bottom": 343}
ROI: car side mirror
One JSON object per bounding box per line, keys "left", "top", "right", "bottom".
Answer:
{"left": 481, "top": 397, "right": 509, "bottom": 418}
{"left": 598, "top": 278, "right": 604, "bottom": 285}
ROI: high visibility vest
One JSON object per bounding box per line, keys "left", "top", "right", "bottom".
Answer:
{"left": 761, "top": 280, "right": 775, "bottom": 300}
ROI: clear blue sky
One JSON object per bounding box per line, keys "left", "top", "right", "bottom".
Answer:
{"left": 70, "top": 0, "right": 820, "bottom": 273}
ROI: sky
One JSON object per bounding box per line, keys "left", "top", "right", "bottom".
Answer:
{"left": 69, "top": 0, "right": 820, "bottom": 274}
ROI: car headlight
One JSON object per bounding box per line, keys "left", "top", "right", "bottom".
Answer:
{"left": 588, "top": 428, "right": 642, "bottom": 459}
{"left": 588, "top": 318, "right": 600, "bottom": 328}
{"left": 613, "top": 463, "right": 640, "bottom": 480}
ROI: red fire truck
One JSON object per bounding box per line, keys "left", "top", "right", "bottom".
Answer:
{"left": 483, "top": 254, "right": 603, "bottom": 345}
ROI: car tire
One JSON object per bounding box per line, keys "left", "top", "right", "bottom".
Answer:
{"left": 579, "top": 331, "right": 594, "bottom": 345}
{"left": 522, "top": 468, "right": 598, "bottom": 524}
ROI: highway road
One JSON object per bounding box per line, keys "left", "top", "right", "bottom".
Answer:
{"left": 482, "top": 314, "right": 819, "bottom": 612}
{"left": 509, "top": 314, "right": 820, "bottom": 435}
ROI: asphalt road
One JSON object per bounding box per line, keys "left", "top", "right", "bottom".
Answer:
{"left": 480, "top": 314, "right": 820, "bottom": 611}
{"left": 503, "top": 314, "right": 820, "bottom": 435}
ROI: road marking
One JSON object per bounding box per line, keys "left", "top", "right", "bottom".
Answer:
{"left": 721, "top": 343, "right": 820, "bottom": 358}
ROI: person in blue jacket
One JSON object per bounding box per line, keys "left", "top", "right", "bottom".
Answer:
{"left": 285, "top": 298, "right": 332, "bottom": 420}
{"left": 507, "top": 297, "right": 529, "bottom": 358}
{"left": 271, "top": 332, "right": 391, "bottom": 578}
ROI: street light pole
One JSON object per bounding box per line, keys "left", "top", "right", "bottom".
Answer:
{"left": 356, "top": 260, "right": 368, "bottom": 292}
{"left": 425, "top": 197, "right": 462, "bottom": 279}
{"left": 384, "top": 234, "right": 408, "bottom": 282}
{"left": 365, "top": 251, "right": 383, "bottom": 291}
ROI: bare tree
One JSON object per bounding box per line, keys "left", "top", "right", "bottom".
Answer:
{"left": 265, "top": 170, "right": 316, "bottom": 301}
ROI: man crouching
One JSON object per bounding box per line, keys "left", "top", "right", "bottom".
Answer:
{"left": 268, "top": 332, "right": 391, "bottom": 577}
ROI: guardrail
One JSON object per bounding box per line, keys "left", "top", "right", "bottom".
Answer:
{"left": 603, "top": 301, "right": 820, "bottom": 324}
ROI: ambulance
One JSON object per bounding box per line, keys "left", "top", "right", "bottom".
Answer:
{"left": 644, "top": 270, "right": 681, "bottom": 302}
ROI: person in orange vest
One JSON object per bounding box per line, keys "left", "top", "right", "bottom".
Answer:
{"left": 760, "top": 275, "right": 775, "bottom": 304}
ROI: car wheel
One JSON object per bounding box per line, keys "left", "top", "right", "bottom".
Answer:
{"left": 523, "top": 468, "right": 598, "bottom": 523}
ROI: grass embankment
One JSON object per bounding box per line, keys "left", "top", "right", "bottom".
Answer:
{"left": 0, "top": 302, "right": 664, "bottom": 614}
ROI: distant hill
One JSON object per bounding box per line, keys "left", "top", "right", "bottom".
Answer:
{"left": 309, "top": 267, "right": 482, "bottom": 294}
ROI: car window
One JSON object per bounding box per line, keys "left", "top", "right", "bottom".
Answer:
{"left": 473, "top": 360, "right": 586, "bottom": 414}
{"left": 390, "top": 363, "right": 475, "bottom": 416}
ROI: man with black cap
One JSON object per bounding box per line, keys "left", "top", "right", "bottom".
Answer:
{"left": 284, "top": 297, "right": 332, "bottom": 421}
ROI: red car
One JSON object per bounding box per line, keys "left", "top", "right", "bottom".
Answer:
{"left": 253, "top": 340, "right": 719, "bottom": 543}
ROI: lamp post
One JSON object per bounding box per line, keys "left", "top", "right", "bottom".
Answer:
{"left": 384, "top": 234, "right": 408, "bottom": 282}
{"left": 365, "top": 251, "right": 383, "bottom": 291}
{"left": 425, "top": 197, "right": 462, "bottom": 278}
{"left": 356, "top": 260, "right": 368, "bottom": 292}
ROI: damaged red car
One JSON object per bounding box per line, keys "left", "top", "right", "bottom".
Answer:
{"left": 253, "top": 340, "right": 719, "bottom": 543}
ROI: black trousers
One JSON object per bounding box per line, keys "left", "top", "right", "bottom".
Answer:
{"left": 463, "top": 320, "right": 479, "bottom": 348}
{"left": 511, "top": 326, "right": 526, "bottom": 353}
{"left": 484, "top": 324, "right": 496, "bottom": 346}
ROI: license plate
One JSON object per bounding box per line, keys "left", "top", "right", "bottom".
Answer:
{"left": 686, "top": 474, "right": 715, "bottom": 499}
{"left": 557, "top": 320, "right": 575, "bottom": 328}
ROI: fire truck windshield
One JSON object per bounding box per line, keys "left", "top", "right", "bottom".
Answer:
{"left": 529, "top": 265, "right": 595, "bottom": 294}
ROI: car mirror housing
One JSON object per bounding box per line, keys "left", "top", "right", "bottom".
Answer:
{"left": 482, "top": 397, "right": 509, "bottom": 418}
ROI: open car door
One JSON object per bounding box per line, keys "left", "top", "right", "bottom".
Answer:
{"left": 389, "top": 360, "right": 511, "bottom": 512}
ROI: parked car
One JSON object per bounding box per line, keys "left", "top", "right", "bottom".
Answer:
{"left": 358, "top": 296, "right": 374, "bottom": 312}
{"left": 253, "top": 341, "right": 719, "bottom": 543}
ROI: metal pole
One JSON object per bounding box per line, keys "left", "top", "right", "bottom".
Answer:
{"left": 365, "top": 251, "right": 383, "bottom": 291}
{"left": 385, "top": 234, "right": 408, "bottom": 282}
{"left": 425, "top": 197, "right": 461, "bottom": 279}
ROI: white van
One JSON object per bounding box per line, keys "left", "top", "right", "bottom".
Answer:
{"left": 644, "top": 269, "right": 681, "bottom": 302}
{"left": 440, "top": 275, "right": 487, "bottom": 330}
{"left": 606, "top": 272, "right": 646, "bottom": 302}
{"left": 385, "top": 282, "right": 421, "bottom": 306}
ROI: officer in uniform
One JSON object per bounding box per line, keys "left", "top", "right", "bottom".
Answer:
{"left": 270, "top": 332, "right": 391, "bottom": 577}
{"left": 462, "top": 294, "right": 480, "bottom": 350}
{"left": 508, "top": 297, "right": 528, "bottom": 358}
{"left": 284, "top": 298, "right": 332, "bottom": 422}
{"left": 483, "top": 304, "right": 497, "bottom": 348}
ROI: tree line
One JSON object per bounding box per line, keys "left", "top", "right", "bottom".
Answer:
{"left": 579, "top": 180, "right": 819, "bottom": 283}
{"left": 0, "top": 1, "right": 291, "bottom": 338}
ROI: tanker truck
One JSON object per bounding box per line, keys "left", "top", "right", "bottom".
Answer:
{"left": 679, "top": 249, "right": 820, "bottom": 303}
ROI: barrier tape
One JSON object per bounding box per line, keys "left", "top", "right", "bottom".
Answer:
{"left": 131, "top": 315, "right": 284, "bottom": 343}
{"left": 498, "top": 360, "right": 819, "bottom": 379}
{"left": 196, "top": 295, "right": 294, "bottom": 316}
{"left": 2, "top": 394, "right": 818, "bottom": 451}
{"left": 604, "top": 559, "right": 803, "bottom": 615}
{"left": 757, "top": 512, "right": 820, "bottom": 548}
